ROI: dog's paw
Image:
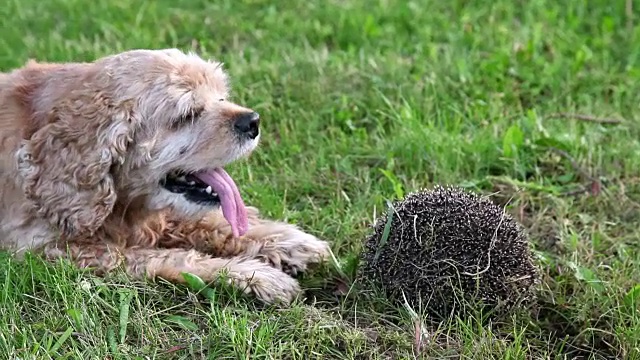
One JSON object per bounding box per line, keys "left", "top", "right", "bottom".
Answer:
{"left": 225, "top": 258, "right": 302, "bottom": 305}
{"left": 249, "top": 225, "right": 331, "bottom": 275}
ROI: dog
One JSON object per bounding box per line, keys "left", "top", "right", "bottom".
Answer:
{"left": 0, "top": 48, "right": 331, "bottom": 304}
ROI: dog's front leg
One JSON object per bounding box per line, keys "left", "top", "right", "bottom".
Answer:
{"left": 43, "top": 241, "right": 301, "bottom": 305}
{"left": 158, "top": 207, "right": 332, "bottom": 276}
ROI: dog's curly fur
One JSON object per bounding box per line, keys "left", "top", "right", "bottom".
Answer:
{"left": 0, "top": 48, "right": 331, "bottom": 304}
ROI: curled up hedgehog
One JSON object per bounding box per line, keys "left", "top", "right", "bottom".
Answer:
{"left": 357, "top": 185, "right": 539, "bottom": 319}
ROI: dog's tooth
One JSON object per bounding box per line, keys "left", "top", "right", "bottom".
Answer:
{"left": 176, "top": 175, "right": 187, "bottom": 182}
{"left": 188, "top": 181, "right": 196, "bottom": 185}
{"left": 205, "top": 186, "right": 212, "bottom": 194}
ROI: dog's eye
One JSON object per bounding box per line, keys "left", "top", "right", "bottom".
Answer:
{"left": 218, "top": 98, "right": 225, "bottom": 102}
{"left": 171, "top": 108, "right": 203, "bottom": 129}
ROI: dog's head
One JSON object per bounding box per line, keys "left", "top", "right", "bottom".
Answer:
{"left": 12, "top": 49, "right": 258, "bottom": 238}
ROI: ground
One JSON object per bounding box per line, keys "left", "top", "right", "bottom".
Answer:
{"left": 1, "top": 0, "right": 639, "bottom": 359}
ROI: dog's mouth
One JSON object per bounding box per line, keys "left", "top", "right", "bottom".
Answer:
{"left": 160, "top": 168, "right": 248, "bottom": 237}
{"left": 161, "top": 170, "right": 220, "bottom": 204}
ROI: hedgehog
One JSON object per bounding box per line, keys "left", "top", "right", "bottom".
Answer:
{"left": 357, "top": 185, "right": 539, "bottom": 319}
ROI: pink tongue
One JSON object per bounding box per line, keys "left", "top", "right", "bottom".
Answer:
{"left": 194, "top": 168, "right": 248, "bottom": 237}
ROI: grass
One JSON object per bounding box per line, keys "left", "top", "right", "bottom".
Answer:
{"left": 1, "top": 0, "right": 639, "bottom": 358}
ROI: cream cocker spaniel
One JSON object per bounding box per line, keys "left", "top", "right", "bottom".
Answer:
{"left": 0, "top": 48, "right": 331, "bottom": 304}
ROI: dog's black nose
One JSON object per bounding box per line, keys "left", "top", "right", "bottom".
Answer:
{"left": 233, "top": 112, "right": 260, "bottom": 139}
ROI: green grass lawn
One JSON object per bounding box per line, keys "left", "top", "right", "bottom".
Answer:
{"left": 1, "top": 0, "right": 640, "bottom": 358}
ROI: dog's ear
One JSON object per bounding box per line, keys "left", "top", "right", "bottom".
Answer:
{"left": 14, "top": 68, "right": 136, "bottom": 238}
